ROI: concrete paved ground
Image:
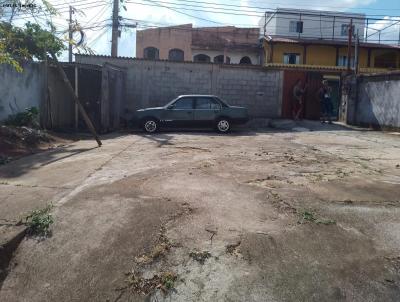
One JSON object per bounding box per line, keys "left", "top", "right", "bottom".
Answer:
{"left": 0, "top": 122, "right": 400, "bottom": 301}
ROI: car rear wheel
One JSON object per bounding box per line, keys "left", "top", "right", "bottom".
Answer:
{"left": 216, "top": 118, "right": 230, "bottom": 133}
{"left": 142, "top": 118, "right": 158, "bottom": 133}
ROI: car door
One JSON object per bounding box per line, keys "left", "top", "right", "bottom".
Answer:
{"left": 194, "top": 97, "right": 221, "bottom": 126}
{"left": 164, "top": 97, "right": 195, "bottom": 127}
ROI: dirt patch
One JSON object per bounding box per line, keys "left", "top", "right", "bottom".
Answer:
{"left": 0, "top": 126, "right": 71, "bottom": 162}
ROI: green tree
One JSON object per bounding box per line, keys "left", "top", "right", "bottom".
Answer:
{"left": 1, "top": 22, "right": 65, "bottom": 61}
{"left": 0, "top": 0, "right": 64, "bottom": 71}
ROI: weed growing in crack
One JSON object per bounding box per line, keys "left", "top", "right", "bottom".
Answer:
{"left": 189, "top": 251, "right": 211, "bottom": 264}
{"left": 24, "top": 204, "right": 54, "bottom": 236}
{"left": 298, "top": 210, "right": 336, "bottom": 225}
{"left": 134, "top": 226, "right": 171, "bottom": 265}
{"left": 161, "top": 271, "right": 177, "bottom": 290}
{"left": 125, "top": 271, "right": 177, "bottom": 295}
{"left": 301, "top": 210, "right": 316, "bottom": 223}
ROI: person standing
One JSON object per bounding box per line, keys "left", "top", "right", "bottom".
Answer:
{"left": 317, "top": 80, "right": 333, "bottom": 124}
{"left": 292, "top": 79, "right": 307, "bottom": 120}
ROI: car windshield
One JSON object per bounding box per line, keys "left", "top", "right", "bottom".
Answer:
{"left": 164, "top": 97, "right": 180, "bottom": 108}
{"left": 215, "top": 97, "right": 229, "bottom": 107}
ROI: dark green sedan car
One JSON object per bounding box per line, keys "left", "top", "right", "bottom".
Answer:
{"left": 134, "top": 95, "right": 249, "bottom": 133}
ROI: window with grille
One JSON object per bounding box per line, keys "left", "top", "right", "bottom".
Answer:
{"left": 168, "top": 49, "right": 184, "bottom": 62}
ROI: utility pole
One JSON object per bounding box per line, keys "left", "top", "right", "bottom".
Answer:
{"left": 346, "top": 18, "right": 353, "bottom": 74}
{"left": 354, "top": 29, "right": 360, "bottom": 75}
{"left": 68, "top": 6, "right": 73, "bottom": 62}
{"left": 398, "top": 27, "right": 400, "bottom": 45}
{"left": 111, "top": 0, "right": 119, "bottom": 57}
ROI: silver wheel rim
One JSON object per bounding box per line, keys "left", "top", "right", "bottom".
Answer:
{"left": 144, "top": 120, "right": 157, "bottom": 132}
{"left": 218, "top": 120, "right": 229, "bottom": 132}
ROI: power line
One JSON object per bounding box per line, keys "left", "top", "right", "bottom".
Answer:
{"left": 127, "top": 0, "right": 400, "bottom": 17}
{"left": 125, "top": 0, "right": 400, "bottom": 22}
{"left": 9, "top": 2, "right": 106, "bottom": 20}
{"left": 5, "top": 1, "right": 109, "bottom": 20}
{"left": 142, "top": 0, "right": 225, "bottom": 25}
{"left": 202, "top": 0, "right": 400, "bottom": 12}
{"left": 83, "top": 2, "right": 111, "bottom": 27}
{"left": 127, "top": 0, "right": 263, "bottom": 17}
{"left": 88, "top": 27, "right": 109, "bottom": 47}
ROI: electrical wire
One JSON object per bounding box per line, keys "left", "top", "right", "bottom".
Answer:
{"left": 125, "top": 0, "right": 400, "bottom": 22}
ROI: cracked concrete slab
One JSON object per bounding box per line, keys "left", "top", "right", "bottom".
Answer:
{"left": 0, "top": 124, "right": 399, "bottom": 301}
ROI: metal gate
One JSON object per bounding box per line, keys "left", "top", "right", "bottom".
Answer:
{"left": 282, "top": 69, "right": 341, "bottom": 120}
{"left": 100, "top": 63, "right": 125, "bottom": 132}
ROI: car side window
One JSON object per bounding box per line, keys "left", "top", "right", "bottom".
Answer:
{"left": 172, "top": 98, "right": 194, "bottom": 109}
{"left": 196, "top": 97, "right": 221, "bottom": 110}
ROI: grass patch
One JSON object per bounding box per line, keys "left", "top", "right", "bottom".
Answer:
{"left": 298, "top": 210, "right": 336, "bottom": 225}
{"left": 24, "top": 204, "right": 54, "bottom": 236}
{"left": 161, "top": 271, "right": 177, "bottom": 290}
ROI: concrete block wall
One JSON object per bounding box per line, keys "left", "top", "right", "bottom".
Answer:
{"left": 343, "top": 72, "right": 400, "bottom": 129}
{"left": 0, "top": 62, "right": 45, "bottom": 122}
{"left": 75, "top": 55, "right": 283, "bottom": 118}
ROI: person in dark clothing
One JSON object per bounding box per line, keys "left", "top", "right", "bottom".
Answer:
{"left": 292, "top": 79, "right": 307, "bottom": 120}
{"left": 317, "top": 80, "right": 333, "bottom": 124}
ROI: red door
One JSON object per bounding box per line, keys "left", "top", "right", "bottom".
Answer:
{"left": 282, "top": 70, "right": 307, "bottom": 119}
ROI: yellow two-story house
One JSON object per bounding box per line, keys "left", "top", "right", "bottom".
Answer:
{"left": 262, "top": 36, "right": 400, "bottom": 72}
{"left": 259, "top": 8, "right": 400, "bottom": 72}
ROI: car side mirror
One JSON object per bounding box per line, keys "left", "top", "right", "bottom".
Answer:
{"left": 167, "top": 105, "right": 174, "bottom": 109}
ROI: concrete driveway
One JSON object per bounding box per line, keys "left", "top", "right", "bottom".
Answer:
{"left": 1, "top": 123, "right": 400, "bottom": 301}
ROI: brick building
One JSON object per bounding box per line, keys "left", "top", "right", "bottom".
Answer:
{"left": 136, "top": 24, "right": 261, "bottom": 65}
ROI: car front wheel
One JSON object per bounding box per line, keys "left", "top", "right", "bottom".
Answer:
{"left": 142, "top": 118, "right": 158, "bottom": 133}
{"left": 216, "top": 118, "right": 230, "bottom": 133}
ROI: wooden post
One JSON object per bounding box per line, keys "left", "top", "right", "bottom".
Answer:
{"left": 50, "top": 52, "right": 102, "bottom": 147}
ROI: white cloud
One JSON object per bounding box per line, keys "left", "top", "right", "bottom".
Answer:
{"left": 367, "top": 17, "right": 400, "bottom": 44}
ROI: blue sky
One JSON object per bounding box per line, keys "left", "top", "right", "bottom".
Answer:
{"left": 3, "top": 0, "right": 400, "bottom": 59}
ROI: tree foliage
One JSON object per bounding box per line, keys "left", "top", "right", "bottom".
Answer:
{"left": 0, "top": 0, "right": 64, "bottom": 71}
{"left": 1, "top": 22, "right": 65, "bottom": 60}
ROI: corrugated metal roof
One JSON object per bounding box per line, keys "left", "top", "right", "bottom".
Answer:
{"left": 265, "top": 63, "right": 346, "bottom": 71}
{"left": 265, "top": 63, "right": 395, "bottom": 73}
